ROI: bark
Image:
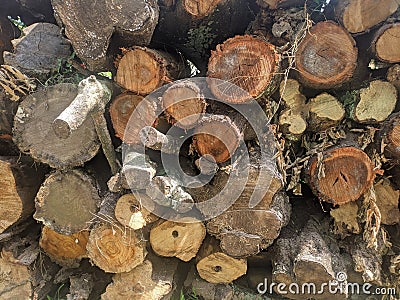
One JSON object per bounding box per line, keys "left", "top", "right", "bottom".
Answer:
{"left": 0, "top": 156, "right": 45, "bottom": 233}
{"left": 13, "top": 83, "right": 101, "bottom": 169}
{"left": 86, "top": 222, "right": 146, "bottom": 273}
{"left": 196, "top": 236, "right": 247, "bottom": 284}
{"left": 0, "top": 15, "right": 18, "bottom": 65}
{"left": 109, "top": 92, "right": 158, "bottom": 145}
{"left": 140, "top": 126, "right": 183, "bottom": 154}
{"left": 3, "top": 23, "right": 71, "bottom": 80}
{"left": 295, "top": 21, "right": 357, "bottom": 89}
{"left": 149, "top": 217, "right": 206, "bottom": 262}
{"left": 39, "top": 226, "right": 89, "bottom": 268}
{"left": 333, "top": 0, "right": 399, "bottom": 34}
{"left": 379, "top": 112, "right": 400, "bottom": 160}
{"left": 34, "top": 169, "right": 101, "bottom": 235}
{"left": 162, "top": 80, "right": 207, "bottom": 129}
{"left": 122, "top": 151, "right": 157, "bottom": 189}
{"left": 115, "top": 47, "right": 188, "bottom": 95}
{"left": 51, "top": 0, "right": 159, "bottom": 71}
{"left": 0, "top": 91, "right": 19, "bottom": 155}
{"left": 207, "top": 35, "right": 281, "bottom": 103}
{"left": 387, "top": 64, "right": 400, "bottom": 91}
{"left": 308, "top": 147, "right": 375, "bottom": 205}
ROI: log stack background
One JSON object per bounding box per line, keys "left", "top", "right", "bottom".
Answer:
{"left": 0, "top": 0, "right": 400, "bottom": 299}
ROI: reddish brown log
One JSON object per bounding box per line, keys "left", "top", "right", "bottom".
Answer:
{"left": 372, "top": 23, "right": 400, "bottom": 63}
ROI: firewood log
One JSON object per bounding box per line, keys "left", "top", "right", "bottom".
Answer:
{"left": 39, "top": 226, "right": 88, "bottom": 268}
{"left": 149, "top": 217, "right": 206, "bottom": 262}
{"left": 308, "top": 147, "right": 375, "bottom": 205}
{"left": 372, "top": 23, "right": 400, "bottom": 63}
{"left": 207, "top": 35, "right": 281, "bottom": 103}
{"left": 0, "top": 156, "right": 45, "bottom": 234}
{"left": 13, "top": 83, "right": 100, "bottom": 169}
{"left": 295, "top": 21, "right": 357, "bottom": 89}
{"left": 374, "top": 178, "right": 400, "bottom": 225}
{"left": 3, "top": 23, "right": 71, "bottom": 79}
{"left": 0, "top": 15, "right": 18, "bottom": 65}
{"left": 308, "top": 93, "right": 345, "bottom": 132}
{"left": 379, "top": 112, "right": 400, "bottom": 160}
{"left": 115, "top": 47, "right": 188, "bottom": 95}
{"left": 86, "top": 222, "right": 146, "bottom": 273}
{"left": 51, "top": 0, "right": 159, "bottom": 71}
{"left": 196, "top": 236, "right": 247, "bottom": 284}
{"left": 333, "top": 0, "right": 399, "bottom": 34}
{"left": 34, "top": 169, "right": 101, "bottom": 235}
{"left": 0, "top": 91, "right": 19, "bottom": 155}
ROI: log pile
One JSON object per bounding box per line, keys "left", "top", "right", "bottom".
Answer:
{"left": 0, "top": 0, "right": 399, "bottom": 299}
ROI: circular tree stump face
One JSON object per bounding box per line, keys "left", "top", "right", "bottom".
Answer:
{"left": 374, "top": 23, "right": 400, "bottom": 63}
{"left": 207, "top": 35, "right": 280, "bottom": 103}
{"left": 309, "top": 147, "right": 375, "bottom": 205}
{"left": 296, "top": 21, "right": 357, "bottom": 89}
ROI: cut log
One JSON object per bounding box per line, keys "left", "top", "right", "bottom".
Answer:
{"left": 192, "top": 115, "right": 243, "bottom": 163}
{"left": 278, "top": 79, "right": 308, "bottom": 137}
{"left": 140, "top": 126, "right": 183, "bottom": 154}
{"left": 0, "top": 156, "right": 45, "bottom": 233}
{"left": 101, "top": 254, "right": 180, "bottom": 300}
{"left": 206, "top": 191, "right": 290, "bottom": 257}
{"left": 122, "top": 151, "right": 157, "bottom": 189}
{"left": 308, "top": 93, "right": 345, "bottom": 131}
{"left": 374, "top": 178, "right": 400, "bottom": 225}
{"left": 350, "top": 80, "right": 397, "bottom": 124}
{"left": 308, "top": 147, "right": 375, "bottom": 205}
{"left": 114, "top": 193, "right": 159, "bottom": 230}
{"left": 39, "top": 226, "right": 88, "bottom": 267}
{"left": 334, "top": 0, "right": 399, "bottom": 34}
{"left": 67, "top": 273, "right": 94, "bottom": 300}
{"left": 86, "top": 223, "right": 146, "bottom": 273}
{"left": 34, "top": 169, "right": 101, "bottom": 235}
{"left": 295, "top": 21, "right": 357, "bottom": 89}
{"left": 0, "top": 91, "right": 19, "bottom": 155}
{"left": 13, "top": 83, "right": 100, "bottom": 169}
{"left": 379, "top": 112, "right": 400, "bottom": 159}
{"left": 153, "top": 0, "right": 255, "bottom": 74}
{"left": 109, "top": 92, "right": 157, "bottom": 145}
{"left": 387, "top": 64, "right": 400, "bottom": 91}
{"left": 115, "top": 47, "right": 187, "bottom": 95}
{"left": 3, "top": 23, "right": 71, "bottom": 79}
{"left": 196, "top": 236, "right": 247, "bottom": 284}
{"left": 149, "top": 217, "right": 206, "bottom": 262}
{"left": 330, "top": 202, "right": 361, "bottom": 237}
{"left": 372, "top": 23, "right": 400, "bottom": 63}
{"left": 146, "top": 176, "right": 195, "bottom": 213}
{"left": 207, "top": 35, "right": 281, "bottom": 103}
{"left": 162, "top": 80, "right": 206, "bottom": 129}
{"left": 51, "top": 0, "right": 159, "bottom": 71}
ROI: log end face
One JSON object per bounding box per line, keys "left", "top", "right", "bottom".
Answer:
{"left": 52, "top": 119, "right": 71, "bottom": 139}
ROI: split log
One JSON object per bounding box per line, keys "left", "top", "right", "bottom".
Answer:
{"left": 114, "top": 193, "right": 159, "bottom": 230}
{"left": 192, "top": 115, "right": 243, "bottom": 163}
{"left": 115, "top": 47, "right": 187, "bottom": 95}
{"left": 0, "top": 156, "right": 45, "bottom": 233}
{"left": 349, "top": 80, "right": 397, "bottom": 124}
{"left": 3, "top": 23, "right": 71, "bottom": 79}
{"left": 162, "top": 80, "right": 207, "bottom": 129}
{"left": 109, "top": 92, "right": 157, "bottom": 145}
{"left": 333, "top": 0, "right": 399, "bottom": 34}
{"left": 102, "top": 254, "right": 181, "bottom": 300}
{"left": 379, "top": 112, "right": 400, "bottom": 159}
{"left": 149, "top": 217, "right": 206, "bottom": 262}
{"left": 51, "top": 0, "right": 159, "bottom": 71}
{"left": 34, "top": 169, "right": 101, "bottom": 235}
{"left": 374, "top": 178, "right": 400, "bottom": 225}
{"left": 308, "top": 147, "right": 375, "bottom": 205}
{"left": 308, "top": 93, "right": 345, "bottom": 131}
{"left": 295, "top": 21, "right": 357, "bottom": 89}
{"left": 206, "top": 191, "right": 290, "bottom": 257}
{"left": 153, "top": 0, "right": 255, "bottom": 73}
{"left": 39, "top": 226, "right": 89, "bottom": 267}
{"left": 86, "top": 223, "right": 146, "bottom": 273}
{"left": 372, "top": 23, "right": 400, "bottom": 63}
{"left": 196, "top": 236, "right": 247, "bottom": 284}
{"left": 207, "top": 35, "right": 281, "bottom": 103}
{"left": 13, "top": 83, "right": 100, "bottom": 169}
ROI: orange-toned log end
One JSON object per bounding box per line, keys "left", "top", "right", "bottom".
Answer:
{"left": 162, "top": 81, "right": 206, "bottom": 129}
{"left": 380, "top": 112, "right": 400, "bottom": 160}
{"left": 182, "top": 0, "right": 223, "bottom": 18}
{"left": 295, "top": 21, "right": 357, "bottom": 89}
{"left": 39, "top": 226, "right": 88, "bottom": 267}
{"left": 308, "top": 147, "right": 375, "bottom": 205}
{"left": 86, "top": 223, "right": 146, "bottom": 273}
{"left": 373, "top": 23, "right": 400, "bottom": 63}
{"left": 207, "top": 35, "right": 281, "bottom": 103}
{"left": 192, "top": 115, "right": 242, "bottom": 163}
{"left": 109, "top": 92, "right": 157, "bottom": 145}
